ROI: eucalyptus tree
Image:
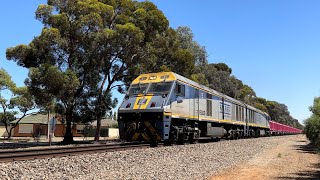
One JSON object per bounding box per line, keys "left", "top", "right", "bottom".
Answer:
{"left": 76, "top": 0, "right": 192, "bottom": 141}
{"left": 7, "top": 0, "right": 195, "bottom": 142}
{"left": 0, "top": 68, "right": 35, "bottom": 139}
{"left": 176, "top": 26, "right": 208, "bottom": 67}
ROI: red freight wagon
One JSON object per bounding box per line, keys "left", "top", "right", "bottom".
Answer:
{"left": 269, "top": 121, "right": 302, "bottom": 135}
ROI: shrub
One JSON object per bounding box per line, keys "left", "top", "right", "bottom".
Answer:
{"left": 83, "top": 124, "right": 94, "bottom": 140}
{"left": 100, "top": 128, "right": 108, "bottom": 137}
{"left": 32, "top": 126, "right": 42, "bottom": 143}
{"left": 304, "top": 115, "right": 320, "bottom": 146}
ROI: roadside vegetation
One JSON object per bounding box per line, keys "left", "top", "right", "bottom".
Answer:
{"left": 1, "top": 0, "right": 302, "bottom": 144}
{"left": 304, "top": 97, "right": 320, "bottom": 148}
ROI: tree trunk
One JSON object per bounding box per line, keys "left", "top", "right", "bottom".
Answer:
{"left": 7, "top": 123, "right": 19, "bottom": 140}
{"left": 4, "top": 122, "right": 11, "bottom": 139}
{"left": 94, "top": 116, "right": 102, "bottom": 141}
{"left": 6, "top": 128, "right": 12, "bottom": 140}
{"left": 6, "top": 122, "right": 19, "bottom": 140}
{"left": 63, "top": 110, "right": 74, "bottom": 144}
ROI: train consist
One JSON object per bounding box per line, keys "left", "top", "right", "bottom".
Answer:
{"left": 270, "top": 121, "right": 302, "bottom": 135}
{"left": 118, "top": 72, "right": 301, "bottom": 145}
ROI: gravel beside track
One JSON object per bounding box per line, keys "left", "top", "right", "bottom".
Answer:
{"left": 0, "top": 136, "right": 293, "bottom": 180}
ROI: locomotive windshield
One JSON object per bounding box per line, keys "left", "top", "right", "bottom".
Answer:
{"left": 128, "top": 83, "right": 149, "bottom": 95}
{"left": 148, "top": 82, "right": 173, "bottom": 94}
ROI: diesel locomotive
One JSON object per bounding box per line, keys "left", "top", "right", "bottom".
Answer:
{"left": 118, "top": 72, "right": 273, "bottom": 144}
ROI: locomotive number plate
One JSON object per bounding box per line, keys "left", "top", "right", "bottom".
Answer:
{"left": 138, "top": 98, "right": 147, "bottom": 105}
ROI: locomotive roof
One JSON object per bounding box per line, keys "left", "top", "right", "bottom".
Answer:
{"left": 132, "top": 72, "right": 269, "bottom": 116}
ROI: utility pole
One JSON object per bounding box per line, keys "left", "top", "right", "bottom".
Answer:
{"left": 47, "top": 110, "right": 52, "bottom": 146}
{"left": 47, "top": 111, "right": 50, "bottom": 139}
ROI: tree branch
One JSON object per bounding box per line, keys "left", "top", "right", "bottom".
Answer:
{"left": 110, "top": 83, "right": 126, "bottom": 90}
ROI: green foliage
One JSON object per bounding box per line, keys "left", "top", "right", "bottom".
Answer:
{"left": 212, "top": 63, "right": 232, "bottom": 74}
{"left": 310, "top": 97, "right": 320, "bottom": 117}
{"left": 190, "top": 73, "right": 209, "bottom": 86}
{"left": 176, "top": 26, "right": 207, "bottom": 66}
{"left": 0, "top": 68, "right": 36, "bottom": 139}
{"left": 32, "top": 126, "right": 43, "bottom": 143}
{"left": 236, "top": 84, "right": 256, "bottom": 104}
{"left": 111, "top": 123, "right": 119, "bottom": 128}
{"left": 304, "top": 115, "right": 320, "bottom": 148}
{"left": 0, "top": 68, "right": 16, "bottom": 91}
{"left": 193, "top": 63, "right": 237, "bottom": 98}
{"left": 305, "top": 97, "right": 320, "bottom": 147}
{"left": 26, "top": 65, "right": 80, "bottom": 107}
{"left": 82, "top": 124, "right": 95, "bottom": 139}
{"left": 253, "top": 102, "right": 268, "bottom": 112}
{"left": 0, "top": 112, "right": 16, "bottom": 125}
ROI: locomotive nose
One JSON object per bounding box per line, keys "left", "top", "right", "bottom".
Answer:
{"left": 126, "top": 120, "right": 161, "bottom": 142}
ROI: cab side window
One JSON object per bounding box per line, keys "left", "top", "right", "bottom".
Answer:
{"left": 175, "top": 83, "right": 185, "bottom": 97}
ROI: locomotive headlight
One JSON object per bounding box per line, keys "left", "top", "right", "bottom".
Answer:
{"left": 150, "top": 102, "right": 156, "bottom": 107}
{"left": 119, "top": 116, "right": 122, "bottom": 119}
{"left": 126, "top": 103, "right": 131, "bottom": 108}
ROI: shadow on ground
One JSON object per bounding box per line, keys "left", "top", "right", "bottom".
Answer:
{"left": 277, "top": 143, "right": 320, "bottom": 180}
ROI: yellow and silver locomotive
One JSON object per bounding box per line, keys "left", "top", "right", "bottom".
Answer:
{"left": 118, "top": 72, "right": 270, "bottom": 144}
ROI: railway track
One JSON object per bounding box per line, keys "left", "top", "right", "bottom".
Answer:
{"left": 0, "top": 135, "right": 294, "bottom": 163}
{"left": 0, "top": 143, "right": 153, "bottom": 162}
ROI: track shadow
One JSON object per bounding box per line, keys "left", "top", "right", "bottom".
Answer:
{"left": 277, "top": 143, "right": 320, "bottom": 180}
{"left": 296, "top": 140, "right": 308, "bottom": 143}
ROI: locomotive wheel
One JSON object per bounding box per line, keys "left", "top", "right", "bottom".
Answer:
{"left": 252, "top": 131, "right": 256, "bottom": 138}
{"left": 150, "top": 141, "right": 158, "bottom": 147}
{"left": 164, "top": 141, "right": 172, "bottom": 146}
{"left": 189, "top": 132, "right": 199, "bottom": 144}
{"left": 227, "top": 130, "right": 233, "bottom": 140}
{"left": 239, "top": 131, "right": 244, "bottom": 139}
{"left": 177, "top": 133, "right": 185, "bottom": 145}
{"left": 255, "top": 130, "right": 260, "bottom": 138}
{"left": 235, "top": 131, "right": 240, "bottom": 139}
{"left": 230, "top": 130, "right": 236, "bottom": 140}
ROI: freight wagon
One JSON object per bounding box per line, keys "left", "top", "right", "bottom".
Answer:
{"left": 270, "top": 121, "right": 302, "bottom": 135}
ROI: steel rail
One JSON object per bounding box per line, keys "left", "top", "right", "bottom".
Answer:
{"left": 0, "top": 143, "right": 152, "bottom": 162}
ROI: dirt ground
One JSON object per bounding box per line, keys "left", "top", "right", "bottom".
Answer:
{"left": 211, "top": 135, "right": 320, "bottom": 180}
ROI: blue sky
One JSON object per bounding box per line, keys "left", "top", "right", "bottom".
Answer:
{"left": 1, "top": 0, "right": 320, "bottom": 123}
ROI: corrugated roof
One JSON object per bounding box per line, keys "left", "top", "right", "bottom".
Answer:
{"left": 11, "top": 113, "right": 62, "bottom": 124}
